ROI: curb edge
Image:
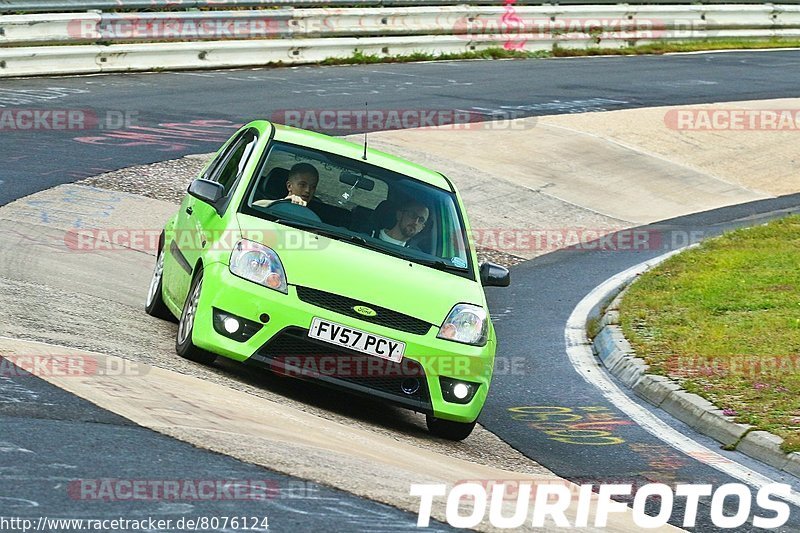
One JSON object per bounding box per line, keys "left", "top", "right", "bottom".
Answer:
{"left": 590, "top": 265, "right": 800, "bottom": 478}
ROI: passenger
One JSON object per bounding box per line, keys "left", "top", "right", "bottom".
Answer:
{"left": 374, "top": 200, "right": 429, "bottom": 247}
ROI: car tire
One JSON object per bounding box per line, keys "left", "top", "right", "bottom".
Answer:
{"left": 145, "top": 237, "right": 177, "bottom": 322}
{"left": 176, "top": 266, "right": 217, "bottom": 365}
{"left": 426, "top": 415, "right": 476, "bottom": 441}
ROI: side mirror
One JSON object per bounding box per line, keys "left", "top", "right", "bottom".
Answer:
{"left": 188, "top": 179, "right": 224, "bottom": 208}
{"left": 480, "top": 261, "right": 510, "bottom": 287}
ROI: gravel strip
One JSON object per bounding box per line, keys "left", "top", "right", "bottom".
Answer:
{"left": 80, "top": 155, "right": 209, "bottom": 206}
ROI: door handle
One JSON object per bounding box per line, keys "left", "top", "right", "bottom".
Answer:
{"left": 185, "top": 206, "right": 193, "bottom": 215}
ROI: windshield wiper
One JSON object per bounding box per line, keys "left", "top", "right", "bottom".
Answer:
{"left": 413, "top": 257, "right": 468, "bottom": 272}
{"left": 273, "top": 218, "right": 381, "bottom": 249}
{"left": 273, "top": 218, "right": 345, "bottom": 240}
{"left": 272, "top": 219, "right": 466, "bottom": 271}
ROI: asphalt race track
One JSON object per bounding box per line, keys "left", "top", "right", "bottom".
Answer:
{"left": 4, "top": 50, "right": 800, "bottom": 206}
{"left": 2, "top": 50, "right": 800, "bottom": 531}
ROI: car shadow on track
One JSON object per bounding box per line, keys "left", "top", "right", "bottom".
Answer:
{"left": 203, "top": 351, "right": 430, "bottom": 436}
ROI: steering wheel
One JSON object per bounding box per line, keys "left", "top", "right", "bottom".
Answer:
{"left": 266, "top": 198, "right": 322, "bottom": 223}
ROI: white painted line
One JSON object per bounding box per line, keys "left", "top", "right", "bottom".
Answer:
{"left": 171, "top": 72, "right": 214, "bottom": 78}
{"left": 367, "top": 70, "right": 428, "bottom": 78}
{"left": 663, "top": 47, "right": 800, "bottom": 56}
{"left": 564, "top": 248, "right": 800, "bottom": 507}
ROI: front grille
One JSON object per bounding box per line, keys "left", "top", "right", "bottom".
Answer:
{"left": 295, "top": 285, "right": 432, "bottom": 336}
{"left": 253, "top": 327, "right": 431, "bottom": 411}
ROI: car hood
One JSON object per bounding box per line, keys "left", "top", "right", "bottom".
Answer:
{"left": 236, "top": 213, "right": 485, "bottom": 326}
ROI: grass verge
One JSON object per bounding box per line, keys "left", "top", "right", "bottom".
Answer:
{"left": 317, "top": 39, "right": 800, "bottom": 66}
{"left": 553, "top": 38, "right": 800, "bottom": 56}
{"left": 619, "top": 216, "right": 800, "bottom": 452}
{"left": 319, "top": 48, "right": 544, "bottom": 65}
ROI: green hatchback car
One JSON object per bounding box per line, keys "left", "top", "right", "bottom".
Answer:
{"left": 145, "top": 120, "right": 509, "bottom": 440}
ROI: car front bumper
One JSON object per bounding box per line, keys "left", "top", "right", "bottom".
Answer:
{"left": 192, "top": 261, "right": 495, "bottom": 423}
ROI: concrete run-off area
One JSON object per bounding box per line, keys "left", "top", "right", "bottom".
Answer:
{"left": 357, "top": 97, "right": 798, "bottom": 252}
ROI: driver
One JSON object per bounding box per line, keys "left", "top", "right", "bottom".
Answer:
{"left": 254, "top": 163, "right": 319, "bottom": 208}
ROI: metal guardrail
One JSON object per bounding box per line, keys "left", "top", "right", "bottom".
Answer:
{"left": 3, "top": 0, "right": 800, "bottom": 14}
{"left": 2, "top": 4, "right": 800, "bottom": 77}
{"left": 4, "top": 5, "right": 800, "bottom": 46}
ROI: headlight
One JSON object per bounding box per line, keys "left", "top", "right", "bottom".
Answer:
{"left": 437, "top": 304, "right": 488, "bottom": 346}
{"left": 229, "top": 239, "right": 287, "bottom": 294}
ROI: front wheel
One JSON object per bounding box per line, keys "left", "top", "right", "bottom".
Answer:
{"left": 176, "top": 267, "right": 217, "bottom": 365}
{"left": 426, "top": 415, "right": 476, "bottom": 441}
{"left": 145, "top": 240, "right": 175, "bottom": 322}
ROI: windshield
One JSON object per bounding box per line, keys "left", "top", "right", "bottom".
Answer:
{"left": 239, "top": 140, "right": 472, "bottom": 276}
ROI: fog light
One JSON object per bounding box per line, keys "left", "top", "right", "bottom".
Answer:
{"left": 439, "top": 376, "right": 479, "bottom": 404}
{"left": 452, "top": 382, "right": 470, "bottom": 400}
{"left": 401, "top": 378, "right": 420, "bottom": 395}
{"left": 212, "top": 308, "right": 263, "bottom": 342}
{"left": 223, "top": 317, "right": 240, "bottom": 334}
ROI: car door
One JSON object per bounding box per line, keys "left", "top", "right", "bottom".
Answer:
{"left": 164, "top": 128, "right": 259, "bottom": 307}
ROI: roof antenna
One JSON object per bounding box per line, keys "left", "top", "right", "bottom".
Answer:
{"left": 362, "top": 101, "right": 369, "bottom": 160}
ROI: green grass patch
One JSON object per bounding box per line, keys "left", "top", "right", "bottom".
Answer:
{"left": 587, "top": 314, "right": 603, "bottom": 340}
{"left": 319, "top": 47, "right": 544, "bottom": 66}
{"left": 620, "top": 216, "right": 800, "bottom": 452}
{"left": 319, "top": 38, "right": 800, "bottom": 67}
{"left": 553, "top": 38, "right": 800, "bottom": 57}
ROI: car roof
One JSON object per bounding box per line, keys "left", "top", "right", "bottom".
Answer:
{"left": 250, "top": 120, "right": 453, "bottom": 192}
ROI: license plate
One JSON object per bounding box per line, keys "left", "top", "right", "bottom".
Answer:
{"left": 308, "top": 317, "right": 405, "bottom": 363}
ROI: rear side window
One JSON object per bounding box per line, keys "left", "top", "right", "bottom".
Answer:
{"left": 209, "top": 129, "right": 259, "bottom": 196}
